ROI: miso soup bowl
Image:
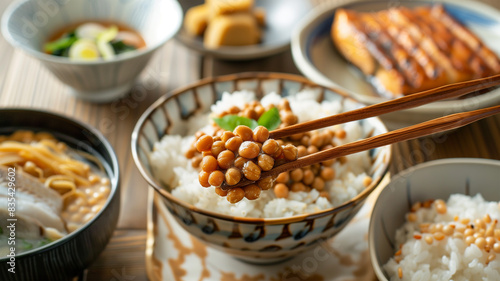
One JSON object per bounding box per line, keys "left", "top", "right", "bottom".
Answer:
{"left": 1, "top": 0, "right": 182, "bottom": 103}
{"left": 369, "top": 158, "right": 500, "bottom": 281}
{"left": 132, "top": 72, "right": 391, "bottom": 263}
{"left": 0, "top": 108, "right": 120, "bottom": 281}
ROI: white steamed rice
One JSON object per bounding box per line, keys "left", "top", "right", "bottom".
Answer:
{"left": 384, "top": 194, "right": 500, "bottom": 281}
{"left": 149, "top": 90, "right": 372, "bottom": 218}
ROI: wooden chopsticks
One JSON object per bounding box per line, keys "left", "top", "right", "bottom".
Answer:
{"left": 269, "top": 73, "right": 500, "bottom": 139}
{"left": 220, "top": 74, "right": 500, "bottom": 190}
{"left": 221, "top": 104, "right": 500, "bottom": 189}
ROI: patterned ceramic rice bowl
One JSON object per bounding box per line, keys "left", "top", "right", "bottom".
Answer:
{"left": 132, "top": 72, "right": 391, "bottom": 263}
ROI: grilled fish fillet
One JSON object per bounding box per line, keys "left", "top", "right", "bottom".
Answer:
{"left": 332, "top": 5, "right": 500, "bottom": 97}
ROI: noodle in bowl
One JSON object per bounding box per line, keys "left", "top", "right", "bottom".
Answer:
{"left": 132, "top": 73, "right": 391, "bottom": 262}
{"left": 0, "top": 108, "right": 120, "bottom": 281}
{"left": 0, "top": 131, "right": 111, "bottom": 244}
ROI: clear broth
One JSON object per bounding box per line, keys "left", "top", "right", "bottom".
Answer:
{"left": 45, "top": 20, "right": 146, "bottom": 54}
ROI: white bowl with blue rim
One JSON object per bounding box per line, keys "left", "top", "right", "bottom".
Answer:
{"left": 291, "top": 0, "right": 500, "bottom": 129}
{"left": 1, "top": 0, "right": 182, "bottom": 103}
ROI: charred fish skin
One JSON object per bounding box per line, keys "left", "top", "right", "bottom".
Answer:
{"left": 331, "top": 5, "right": 500, "bottom": 98}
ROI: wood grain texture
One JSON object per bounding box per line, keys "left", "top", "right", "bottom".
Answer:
{"left": 0, "top": 0, "right": 500, "bottom": 280}
{"left": 85, "top": 230, "right": 149, "bottom": 281}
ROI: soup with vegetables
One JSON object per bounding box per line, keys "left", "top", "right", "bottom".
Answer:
{"left": 0, "top": 131, "right": 111, "bottom": 255}
{"left": 44, "top": 21, "right": 146, "bottom": 61}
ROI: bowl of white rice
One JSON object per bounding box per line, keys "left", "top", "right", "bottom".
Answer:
{"left": 132, "top": 72, "right": 391, "bottom": 263}
{"left": 370, "top": 158, "right": 500, "bottom": 281}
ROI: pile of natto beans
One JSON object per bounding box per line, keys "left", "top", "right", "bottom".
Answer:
{"left": 195, "top": 124, "right": 298, "bottom": 203}
{"left": 185, "top": 99, "right": 365, "bottom": 204}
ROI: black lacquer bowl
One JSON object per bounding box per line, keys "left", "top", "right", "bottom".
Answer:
{"left": 0, "top": 108, "right": 120, "bottom": 281}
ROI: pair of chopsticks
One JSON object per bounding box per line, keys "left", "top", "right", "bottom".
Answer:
{"left": 222, "top": 74, "right": 500, "bottom": 189}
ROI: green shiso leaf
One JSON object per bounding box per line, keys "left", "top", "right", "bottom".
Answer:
{"left": 213, "top": 115, "right": 258, "bottom": 131}
{"left": 212, "top": 107, "right": 282, "bottom": 131}
{"left": 257, "top": 107, "right": 281, "bottom": 131}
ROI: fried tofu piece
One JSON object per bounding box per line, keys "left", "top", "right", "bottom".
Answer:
{"left": 207, "top": 0, "right": 254, "bottom": 18}
{"left": 184, "top": 4, "right": 209, "bottom": 36}
{"left": 203, "top": 13, "right": 260, "bottom": 48}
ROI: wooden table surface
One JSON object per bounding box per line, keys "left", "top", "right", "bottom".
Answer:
{"left": 1, "top": 0, "right": 500, "bottom": 280}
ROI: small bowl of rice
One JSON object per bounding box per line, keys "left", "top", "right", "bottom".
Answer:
{"left": 369, "top": 158, "right": 500, "bottom": 281}
{"left": 132, "top": 72, "right": 391, "bottom": 263}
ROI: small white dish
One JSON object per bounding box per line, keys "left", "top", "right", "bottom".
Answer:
{"left": 2, "top": 0, "right": 182, "bottom": 103}
{"left": 176, "top": 0, "right": 313, "bottom": 60}
{"left": 291, "top": 0, "right": 500, "bottom": 128}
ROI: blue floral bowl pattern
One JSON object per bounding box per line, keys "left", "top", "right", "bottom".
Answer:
{"left": 132, "top": 72, "right": 391, "bottom": 263}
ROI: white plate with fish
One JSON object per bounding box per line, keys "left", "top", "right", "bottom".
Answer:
{"left": 177, "top": 0, "right": 313, "bottom": 60}
{"left": 292, "top": 0, "right": 500, "bottom": 128}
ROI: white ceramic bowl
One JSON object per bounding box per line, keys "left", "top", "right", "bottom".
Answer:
{"left": 1, "top": 0, "right": 182, "bottom": 103}
{"left": 369, "top": 158, "right": 500, "bottom": 280}
{"left": 291, "top": 0, "right": 500, "bottom": 129}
